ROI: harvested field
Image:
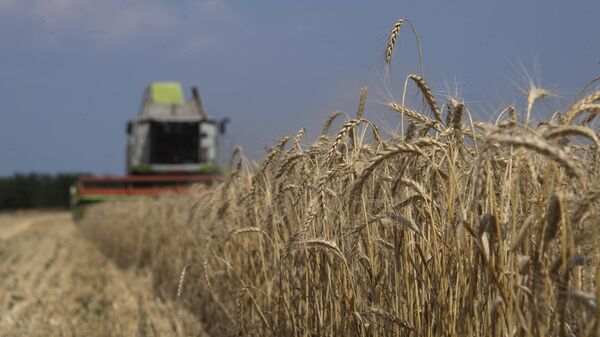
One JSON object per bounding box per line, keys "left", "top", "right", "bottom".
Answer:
{"left": 0, "top": 212, "right": 203, "bottom": 337}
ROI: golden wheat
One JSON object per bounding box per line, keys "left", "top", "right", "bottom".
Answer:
{"left": 77, "top": 18, "right": 600, "bottom": 337}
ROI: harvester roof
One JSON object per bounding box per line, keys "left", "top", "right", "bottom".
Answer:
{"left": 137, "top": 82, "right": 208, "bottom": 122}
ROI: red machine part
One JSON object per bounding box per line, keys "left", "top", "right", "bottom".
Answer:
{"left": 76, "top": 175, "right": 220, "bottom": 198}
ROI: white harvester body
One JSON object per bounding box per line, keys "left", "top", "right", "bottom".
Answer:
{"left": 126, "top": 82, "right": 225, "bottom": 175}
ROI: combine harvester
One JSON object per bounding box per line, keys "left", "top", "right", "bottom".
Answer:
{"left": 71, "top": 82, "right": 228, "bottom": 215}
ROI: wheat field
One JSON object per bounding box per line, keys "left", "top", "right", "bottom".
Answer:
{"left": 79, "top": 20, "right": 599, "bottom": 337}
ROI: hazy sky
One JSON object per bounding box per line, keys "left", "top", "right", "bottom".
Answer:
{"left": 1, "top": 0, "right": 598, "bottom": 175}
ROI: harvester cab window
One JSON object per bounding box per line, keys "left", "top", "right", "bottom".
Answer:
{"left": 149, "top": 122, "right": 199, "bottom": 164}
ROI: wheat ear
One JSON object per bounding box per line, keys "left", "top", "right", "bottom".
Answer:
{"left": 385, "top": 19, "right": 405, "bottom": 65}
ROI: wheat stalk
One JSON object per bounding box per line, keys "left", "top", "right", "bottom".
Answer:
{"left": 388, "top": 102, "right": 442, "bottom": 131}
{"left": 385, "top": 19, "right": 405, "bottom": 65}
{"left": 486, "top": 133, "right": 584, "bottom": 186}
{"left": 357, "top": 86, "right": 368, "bottom": 118}
{"left": 565, "top": 90, "right": 600, "bottom": 123}
{"left": 409, "top": 74, "right": 442, "bottom": 122}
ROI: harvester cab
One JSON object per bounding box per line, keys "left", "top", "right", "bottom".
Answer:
{"left": 72, "top": 82, "right": 227, "bottom": 215}
{"left": 126, "top": 82, "right": 223, "bottom": 175}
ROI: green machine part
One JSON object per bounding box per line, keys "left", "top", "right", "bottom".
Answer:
{"left": 149, "top": 82, "right": 185, "bottom": 105}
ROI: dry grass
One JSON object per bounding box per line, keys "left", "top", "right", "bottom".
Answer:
{"left": 79, "top": 20, "right": 599, "bottom": 337}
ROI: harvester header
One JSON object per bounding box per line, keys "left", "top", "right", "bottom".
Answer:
{"left": 72, "top": 82, "right": 228, "bottom": 212}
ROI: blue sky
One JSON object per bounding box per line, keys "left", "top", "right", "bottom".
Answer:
{"left": 0, "top": 0, "right": 598, "bottom": 175}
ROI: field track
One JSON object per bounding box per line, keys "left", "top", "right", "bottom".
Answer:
{"left": 0, "top": 211, "right": 203, "bottom": 337}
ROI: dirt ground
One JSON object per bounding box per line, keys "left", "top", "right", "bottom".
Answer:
{"left": 0, "top": 211, "right": 204, "bottom": 337}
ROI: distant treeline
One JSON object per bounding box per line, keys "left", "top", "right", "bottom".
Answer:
{"left": 0, "top": 173, "right": 85, "bottom": 210}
